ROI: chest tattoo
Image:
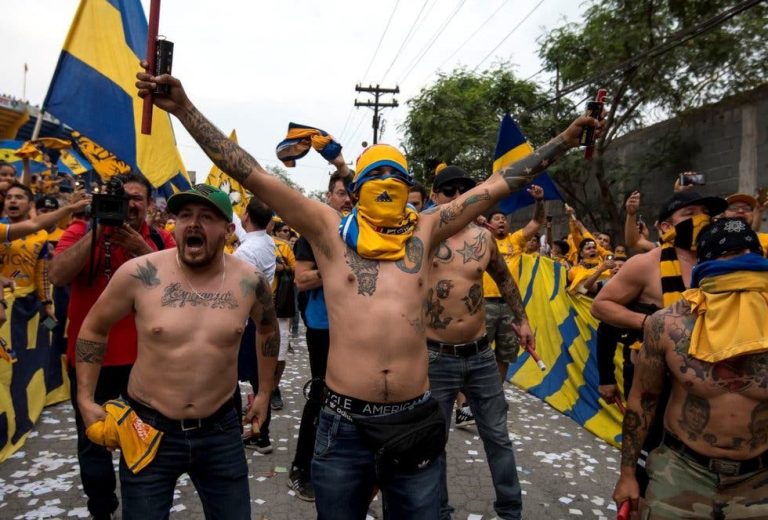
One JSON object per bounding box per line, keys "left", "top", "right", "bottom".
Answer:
{"left": 345, "top": 249, "right": 380, "bottom": 296}
{"left": 161, "top": 283, "right": 238, "bottom": 309}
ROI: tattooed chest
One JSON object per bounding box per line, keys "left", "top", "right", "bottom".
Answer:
{"left": 675, "top": 351, "right": 768, "bottom": 396}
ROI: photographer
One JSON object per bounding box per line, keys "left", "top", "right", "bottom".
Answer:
{"left": 48, "top": 172, "right": 175, "bottom": 520}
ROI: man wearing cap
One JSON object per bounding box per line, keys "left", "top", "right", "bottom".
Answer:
{"left": 592, "top": 190, "right": 728, "bottom": 494}
{"left": 724, "top": 193, "right": 768, "bottom": 256}
{"left": 49, "top": 172, "right": 175, "bottom": 520}
{"left": 427, "top": 165, "right": 533, "bottom": 520}
{"left": 137, "top": 68, "right": 600, "bottom": 518}
{"left": 74, "top": 183, "right": 279, "bottom": 519}
{"left": 483, "top": 184, "right": 545, "bottom": 382}
{"left": 613, "top": 218, "right": 768, "bottom": 518}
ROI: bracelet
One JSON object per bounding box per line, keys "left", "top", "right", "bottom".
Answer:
{"left": 640, "top": 314, "right": 648, "bottom": 330}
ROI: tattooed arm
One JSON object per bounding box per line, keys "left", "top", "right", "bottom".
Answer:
{"left": 612, "top": 310, "right": 668, "bottom": 507}
{"left": 423, "top": 115, "right": 600, "bottom": 245}
{"left": 75, "top": 259, "right": 140, "bottom": 427}
{"left": 485, "top": 241, "right": 535, "bottom": 351}
{"left": 135, "top": 70, "right": 335, "bottom": 243}
{"left": 244, "top": 271, "right": 279, "bottom": 434}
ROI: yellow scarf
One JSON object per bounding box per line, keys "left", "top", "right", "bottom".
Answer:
{"left": 682, "top": 271, "right": 768, "bottom": 362}
{"left": 85, "top": 399, "right": 164, "bottom": 474}
{"left": 339, "top": 177, "right": 418, "bottom": 260}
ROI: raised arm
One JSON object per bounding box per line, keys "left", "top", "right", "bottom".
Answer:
{"left": 136, "top": 69, "right": 335, "bottom": 243}
{"left": 624, "top": 191, "right": 655, "bottom": 252}
{"left": 244, "top": 271, "right": 279, "bottom": 435}
{"left": 423, "top": 116, "right": 600, "bottom": 245}
{"left": 612, "top": 308, "right": 669, "bottom": 508}
{"left": 75, "top": 259, "right": 142, "bottom": 427}
{"left": 7, "top": 198, "right": 88, "bottom": 243}
{"left": 485, "top": 240, "right": 534, "bottom": 351}
{"left": 521, "top": 185, "right": 545, "bottom": 239}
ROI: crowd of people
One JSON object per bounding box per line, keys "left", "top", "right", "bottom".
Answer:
{"left": 0, "top": 65, "right": 766, "bottom": 520}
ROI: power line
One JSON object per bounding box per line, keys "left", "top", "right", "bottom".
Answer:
{"left": 529, "top": 0, "right": 764, "bottom": 111}
{"left": 474, "top": 0, "right": 546, "bottom": 71}
{"left": 360, "top": 0, "right": 401, "bottom": 84}
{"left": 379, "top": 0, "right": 434, "bottom": 84}
{"left": 397, "top": 0, "right": 467, "bottom": 85}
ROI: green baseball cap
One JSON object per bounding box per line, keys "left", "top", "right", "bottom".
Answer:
{"left": 167, "top": 184, "right": 233, "bottom": 222}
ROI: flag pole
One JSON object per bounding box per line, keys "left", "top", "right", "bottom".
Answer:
{"left": 22, "top": 63, "right": 28, "bottom": 101}
{"left": 141, "top": 0, "right": 162, "bottom": 135}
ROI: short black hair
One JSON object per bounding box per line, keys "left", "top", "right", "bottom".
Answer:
{"left": 487, "top": 209, "right": 506, "bottom": 221}
{"left": 408, "top": 182, "right": 427, "bottom": 202}
{"left": 7, "top": 182, "right": 33, "bottom": 201}
{"left": 553, "top": 239, "right": 570, "bottom": 255}
{"left": 114, "top": 171, "right": 153, "bottom": 201}
{"left": 245, "top": 197, "right": 273, "bottom": 229}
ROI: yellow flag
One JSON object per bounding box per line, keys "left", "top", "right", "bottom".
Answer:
{"left": 204, "top": 130, "right": 250, "bottom": 216}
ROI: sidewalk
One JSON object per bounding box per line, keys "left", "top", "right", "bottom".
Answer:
{"left": 0, "top": 328, "right": 621, "bottom": 519}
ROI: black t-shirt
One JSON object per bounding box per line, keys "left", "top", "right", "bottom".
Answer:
{"left": 293, "top": 235, "right": 315, "bottom": 264}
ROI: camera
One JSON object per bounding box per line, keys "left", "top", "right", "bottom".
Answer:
{"left": 91, "top": 178, "right": 129, "bottom": 226}
{"left": 679, "top": 172, "right": 705, "bottom": 186}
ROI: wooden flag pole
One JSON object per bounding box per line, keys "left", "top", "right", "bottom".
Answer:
{"left": 141, "top": 0, "right": 162, "bottom": 135}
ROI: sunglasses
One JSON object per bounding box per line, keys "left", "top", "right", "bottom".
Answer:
{"left": 437, "top": 184, "right": 470, "bottom": 197}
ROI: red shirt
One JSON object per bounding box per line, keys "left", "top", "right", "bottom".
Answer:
{"left": 55, "top": 220, "right": 176, "bottom": 366}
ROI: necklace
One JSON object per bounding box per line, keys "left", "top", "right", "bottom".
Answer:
{"left": 175, "top": 253, "right": 226, "bottom": 301}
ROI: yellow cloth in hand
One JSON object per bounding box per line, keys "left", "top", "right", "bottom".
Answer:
{"left": 85, "top": 399, "right": 163, "bottom": 474}
{"left": 681, "top": 271, "right": 768, "bottom": 362}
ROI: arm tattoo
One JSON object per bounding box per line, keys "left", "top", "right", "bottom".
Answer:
{"left": 178, "top": 106, "right": 260, "bottom": 185}
{"left": 456, "top": 231, "right": 487, "bottom": 263}
{"left": 344, "top": 249, "right": 379, "bottom": 296}
{"left": 131, "top": 260, "right": 160, "bottom": 288}
{"left": 499, "top": 136, "right": 570, "bottom": 192}
{"left": 262, "top": 334, "right": 279, "bottom": 357}
{"left": 438, "top": 190, "right": 491, "bottom": 228}
{"left": 395, "top": 237, "right": 424, "bottom": 274}
{"left": 76, "top": 338, "right": 107, "bottom": 364}
{"left": 620, "top": 409, "right": 644, "bottom": 468}
{"left": 486, "top": 248, "right": 526, "bottom": 324}
{"left": 749, "top": 401, "right": 768, "bottom": 449}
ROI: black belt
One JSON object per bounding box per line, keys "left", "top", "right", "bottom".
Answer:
{"left": 662, "top": 430, "right": 768, "bottom": 477}
{"left": 427, "top": 335, "right": 489, "bottom": 357}
{"left": 126, "top": 396, "right": 235, "bottom": 432}
{"left": 484, "top": 297, "right": 505, "bottom": 302}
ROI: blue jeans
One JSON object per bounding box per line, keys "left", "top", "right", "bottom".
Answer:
{"left": 312, "top": 406, "right": 441, "bottom": 520}
{"left": 428, "top": 345, "right": 522, "bottom": 520}
{"left": 119, "top": 407, "right": 250, "bottom": 520}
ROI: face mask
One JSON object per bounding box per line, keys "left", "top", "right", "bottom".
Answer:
{"left": 356, "top": 178, "right": 410, "bottom": 228}
{"left": 661, "top": 213, "right": 710, "bottom": 250}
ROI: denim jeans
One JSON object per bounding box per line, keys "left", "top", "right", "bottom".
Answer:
{"left": 312, "top": 406, "right": 441, "bottom": 520}
{"left": 428, "top": 345, "right": 522, "bottom": 520}
{"left": 68, "top": 364, "right": 131, "bottom": 518}
{"left": 119, "top": 406, "right": 250, "bottom": 520}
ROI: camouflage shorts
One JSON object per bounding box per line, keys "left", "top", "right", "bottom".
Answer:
{"left": 643, "top": 444, "right": 768, "bottom": 519}
{"left": 484, "top": 299, "right": 520, "bottom": 363}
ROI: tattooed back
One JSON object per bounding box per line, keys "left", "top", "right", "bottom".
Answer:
{"left": 653, "top": 302, "right": 768, "bottom": 459}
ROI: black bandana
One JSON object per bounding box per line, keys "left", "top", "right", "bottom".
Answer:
{"left": 696, "top": 218, "right": 761, "bottom": 262}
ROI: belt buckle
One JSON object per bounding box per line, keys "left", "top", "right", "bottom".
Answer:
{"left": 180, "top": 418, "right": 202, "bottom": 431}
{"left": 709, "top": 458, "right": 740, "bottom": 476}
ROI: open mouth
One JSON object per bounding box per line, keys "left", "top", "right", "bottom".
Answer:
{"left": 185, "top": 235, "right": 205, "bottom": 252}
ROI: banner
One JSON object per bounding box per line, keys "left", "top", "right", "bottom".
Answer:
{"left": 506, "top": 254, "right": 625, "bottom": 448}
{"left": 204, "top": 130, "right": 249, "bottom": 216}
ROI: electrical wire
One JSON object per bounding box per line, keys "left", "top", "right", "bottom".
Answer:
{"left": 360, "top": 0, "right": 401, "bottom": 84}
{"left": 379, "top": 0, "right": 434, "bottom": 84}
{"left": 474, "top": 0, "right": 546, "bottom": 71}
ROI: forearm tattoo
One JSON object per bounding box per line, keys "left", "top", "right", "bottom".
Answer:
{"left": 499, "top": 136, "right": 570, "bottom": 192}
{"left": 178, "top": 105, "right": 260, "bottom": 185}
{"left": 262, "top": 333, "right": 279, "bottom": 357}
{"left": 533, "top": 200, "right": 545, "bottom": 223}
{"left": 76, "top": 338, "right": 107, "bottom": 364}
{"left": 487, "top": 251, "right": 526, "bottom": 324}
{"left": 438, "top": 190, "right": 491, "bottom": 228}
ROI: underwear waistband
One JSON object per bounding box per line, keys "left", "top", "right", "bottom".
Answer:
{"left": 323, "top": 387, "right": 431, "bottom": 420}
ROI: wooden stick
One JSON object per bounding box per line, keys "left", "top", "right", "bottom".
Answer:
{"left": 141, "top": 0, "right": 162, "bottom": 135}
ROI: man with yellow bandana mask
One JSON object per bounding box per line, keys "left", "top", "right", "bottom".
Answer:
{"left": 137, "top": 67, "right": 602, "bottom": 520}
{"left": 592, "top": 190, "right": 727, "bottom": 495}
{"left": 613, "top": 218, "right": 768, "bottom": 518}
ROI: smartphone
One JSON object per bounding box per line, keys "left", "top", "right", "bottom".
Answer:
{"left": 680, "top": 173, "right": 705, "bottom": 186}
{"left": 42, "top": 316, "right": 57, "bottom": 331}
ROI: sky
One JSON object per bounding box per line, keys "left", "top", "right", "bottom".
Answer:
{"left": 1, "top": 0, "right": 586, "bottom": 194}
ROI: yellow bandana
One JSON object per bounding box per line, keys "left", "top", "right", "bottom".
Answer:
{"left": 339, "top": 178, "right": 418, "bottom": 260}
{"left": 85, "top": 399, "right": 164, "bottom": 474}
{"left": 660, "top": 213, "right": 710, "bottom": 250}
{"left": 682, "top": 271, "right": 768, "bottom": 362}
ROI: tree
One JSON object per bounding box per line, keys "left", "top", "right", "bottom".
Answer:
{"left": 265, "top": 164, "right": 305, "bottom": 194}
{"left": 538, "top": 0, "right": 768, "bottom": 234}
{"left": 401, "top": 65, "right": 560, "bottom": 185}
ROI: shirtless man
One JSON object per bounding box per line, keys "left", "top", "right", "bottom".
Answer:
{"left": 75, "top": 185, "right": 278, "bottom": 519}
{"left": 613, "top": 219, "right": 768, "bottom": 518}
{"left": 426, "top": 166, "right": 533, "bottom": 520}
{"left": 136, "top": 67, "right": 599, "bottom": 519}
{"left": 592, "top": 190, "right": 727, "bottom": 492}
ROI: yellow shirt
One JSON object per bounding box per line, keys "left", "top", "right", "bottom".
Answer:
{"left": 567, "top": 263, "right": 611, "bottom": 294}
{"left": 1, "top": 229, "right": 50, "bottom": 300}
{"left": 272, "top": 238, "right": 296, "bottom": 292}
{"left": 759, "top": 232, "right": 768, "bottom": 257}
{"left": 482, "top": 229, "right": 527, "bottom": 298}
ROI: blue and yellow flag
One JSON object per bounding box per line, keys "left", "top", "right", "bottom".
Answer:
{"left": 505, "top": 254, "right": 624, "bottom": 447}
{"left": 43, "top": 0, "right": 188, "bottom": 188}
{"left": 492, "top": 113, "right": 563, "bottom": 215}
{"left": 56, "top": 148, "right": 92, "bottom": 176}
{"left": 0, "top": 139, "right": 49, "bottom": 175}
{"left": 205, "top": 130, "right": 250, "bottom": 216}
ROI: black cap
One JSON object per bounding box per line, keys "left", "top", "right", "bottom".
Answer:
{"left": 696, "top": 217, "right": 762, "bottom": 262}
{"left": 657, "top": 191, "right": 727, "bottom": 223}
{"left": 432, "top": 165, "right": 476, "bottom": 192}
{"left": 35, "top": 195, "right": 59, "bottom": 211}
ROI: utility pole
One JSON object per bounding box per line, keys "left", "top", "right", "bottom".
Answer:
{"left": 354, "top": 84, "right": 399, "bottom": 144}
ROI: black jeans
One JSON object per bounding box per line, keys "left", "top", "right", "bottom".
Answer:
{"left": 68, "top": 364, "right": 132, "bottom": 517}
{"left": 291, "top": 326, "right": 330, "bottom": 472}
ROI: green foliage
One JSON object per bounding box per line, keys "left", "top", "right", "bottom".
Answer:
{"left": 265, "top": 164, "right": 305, "bottom": 194}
